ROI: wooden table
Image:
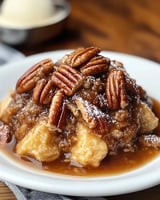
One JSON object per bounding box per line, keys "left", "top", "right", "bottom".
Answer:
{"left": 0, "top": 0, "right": 160, "bottom": 199}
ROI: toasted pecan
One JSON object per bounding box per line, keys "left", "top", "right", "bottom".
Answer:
{"left": 48, "top": 90, "right": 66, "bottom": 130}
{"left": 62, "top": 47, "right": 101, "bottom": 68}
{"left": 32, "top": 79, "right": 56, "bottom": 105}
{"left": 106, "top": 69, "right": 128, "bottom": 110}
{"left": 80, "top": 55, "right": 109, "bottom": 76}
{"left": 16, "top": 59, "right": 54, "bottom": 93}
{"left": 52, "top": 64, "right": 85, "bottom": 96}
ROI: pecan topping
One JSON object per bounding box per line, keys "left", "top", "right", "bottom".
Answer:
{"left": 32, "top": 79, "right": 56, "bottom": 104}
{"left": 0, "top": 120, "right": 11, "bottom": 144}
{"left": 48, "top": 90, "right": 66, "bottom": 130}
{"left": 16, "top": 58, "right": 54, "bottom": 93}
{"left": 52, "top": 64, "right": 85, "bottom": 96}
{"left": 80, "top": 55, "right": 110, "bottom": 76}
{"left": 74, "top": 97, "right": 108, "bottom": 134}
{"left": 106, "top": 70, "right": 128, "bottom": 110}
{"left": 62, "top": 47, "right": 101, "bottom": 68}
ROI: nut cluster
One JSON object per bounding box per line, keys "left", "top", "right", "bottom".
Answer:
{"left": 15, "top": 47, "right": 144, "bottom": 131}
{"left": 16, "top": 59, "right": 54, "bottom": 94}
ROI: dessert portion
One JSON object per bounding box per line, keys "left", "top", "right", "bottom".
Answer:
{"left": 0, "top": 47, "right": 159, "bottom": 168}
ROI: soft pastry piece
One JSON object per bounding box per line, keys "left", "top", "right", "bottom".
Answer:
{"left": 138, "top": 102, "right": 159, "bottom": 134}
{"left": 16, "top": 122, "right": 60, "bottom": 162}
{"left": 71, "top": 122, "right": 108, "bottom": 167}
{"left": 0, "top": 95, "right": 12, "bottom": 120}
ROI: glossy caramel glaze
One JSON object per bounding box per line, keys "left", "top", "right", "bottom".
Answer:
{"left": 2, "top": 98, "right": 158, "bottom": 177}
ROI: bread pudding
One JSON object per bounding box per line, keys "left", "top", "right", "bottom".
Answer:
{"left": 0, "top": 47, "right": 159, "bottom": 173}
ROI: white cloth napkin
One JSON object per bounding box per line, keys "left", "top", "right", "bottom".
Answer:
{"left": 6, "top": 182, "right": 107, "bottom": 200}
{"left": 0, "top": 43, "right": 24, "bottom": 65}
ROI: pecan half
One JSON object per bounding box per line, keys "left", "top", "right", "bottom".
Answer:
{"left": 0, "top": 120, "right": 11, "bottom": 144}
{"left": 106, "top": 69, "right": 128, "bottom": 110}
{"left": 16, "top": 58, "right": 54, "bottom": 93}
{"left": 52, "top": 64, "right": 85, "bottom": 96}
{"left": 32, "top": 79, "right": 56, "bottom": 104}
{"left": 48, "top": 90, "right": 66, "bottom": 130}
{"left": 80, "top": 55, "right": 110, "bottom": 76}
{"left": 62, "top": 47, "right": 101, "bottom": 68}
{"left": 74, "top": 97, "right": 108, "bottom": 134}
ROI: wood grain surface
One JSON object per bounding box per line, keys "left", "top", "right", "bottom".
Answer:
{"left": 0, "top": 0, "right": 160, "bottom": 199}
{"left": 20, "top": 0, "right": 160, "bottom": 63}
{"left": 0, "top": 182, "right": 15, "bottom": 200}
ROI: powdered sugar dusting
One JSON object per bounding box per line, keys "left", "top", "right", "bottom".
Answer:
{"left": 75, "top": 95, "right": 107, "bottom": 119}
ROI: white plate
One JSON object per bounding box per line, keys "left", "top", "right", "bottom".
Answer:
{"left": 0, "top": 50, "right": 160, "bottom": 197}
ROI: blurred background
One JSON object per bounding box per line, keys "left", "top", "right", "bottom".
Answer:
{"left": 0, "top": 0, "right": 160, "bottom": 199}
{"left": 0, "top": 0, "right": 159, "bottom": 62}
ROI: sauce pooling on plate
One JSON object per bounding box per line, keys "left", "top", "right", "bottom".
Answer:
{"left": 3, "top": 98, "right": 160, "bottom": 176}
{"left": 30, "top": 99, "right": 160, "bottom": 176}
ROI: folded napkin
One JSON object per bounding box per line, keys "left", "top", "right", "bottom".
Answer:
{"left": 6, "top": 182, "right": 107, "bottom": 200}
{"left": 0, "top": 43, "right": 24, "bottom": 66}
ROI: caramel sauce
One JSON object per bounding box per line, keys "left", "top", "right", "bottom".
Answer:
{"left": 42, "top": 146, "right": 159, "bottom": 176}
{"left": 2, "top": 99, "right": 160, "bottom": 177}
{"left": 43, "top": 98, "right": 160, "bottom": 176}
